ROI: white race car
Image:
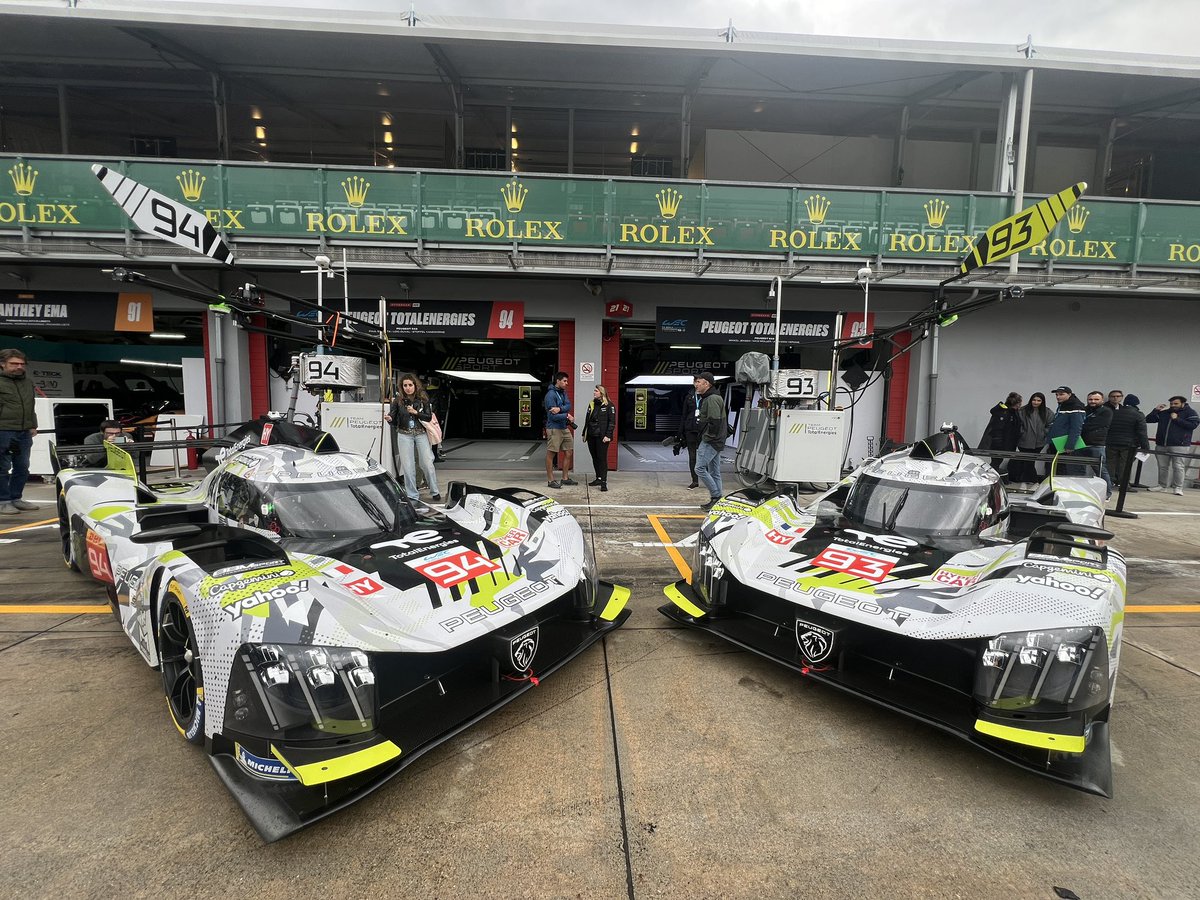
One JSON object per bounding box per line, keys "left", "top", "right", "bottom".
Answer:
{"left": 56, "top": 419, "right": 629, "bottom": 840}
{"left": 661, "top": 428, "right": 1123, "bottom": 796}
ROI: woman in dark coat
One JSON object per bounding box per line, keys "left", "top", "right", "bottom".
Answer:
{"left": 980, "top": 391, "right": 1025, "bottom": 481}
{"left": 584, "top": 384, "right": 616, "bottom": 492}
{"left": 1008, "top": 391, "right": 1051, "bottom": 488}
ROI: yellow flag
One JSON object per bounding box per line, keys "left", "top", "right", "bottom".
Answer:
{"left": 959, "top": 182, "right": 1086, "bottom": 274}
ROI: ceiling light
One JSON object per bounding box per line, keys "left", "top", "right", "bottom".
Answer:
{"left": 626, "top": 374, "right": 729, "bottom": 386}
{"left": 753, "top": 101, "right": 765, "bottom": 113}
{"left": 149, "top": 331, "right": 187, "bottom": 340}
{"left": 436, "top": 369, "right": 541, "bottom": 384}
{"left": 376, "top": 83, "right": 389, "bottom": 97}
{"left": 250, "top": 106, "right": 262, "bottom": 120}
{"left": 255, "top": 125, "right": 266, "bottom": 140}
{"left": 511, "top": 123, "right": 517, "bottom": 133}
{"left": 511, "top": 137, "right": 519, "bottom": 150}
{"left": 383, "top": 130, "right": 393, "bottom": 144}
{"left": 461, "top": 339, "right": 493, "bottom": 345}
{"left": 381, "top": 113, "right": 392, "bottom": 126}
{"left": 629, "top": 141, "right": 638, "bottom": 154}
{"left": 669, "top": 345, "right": 702, "bottom": 350}
{"left": 120, "top": 358, "right": 184, "bottom": 369}
{"left": 524, "top": 322, "right": 555, "bottom": 329}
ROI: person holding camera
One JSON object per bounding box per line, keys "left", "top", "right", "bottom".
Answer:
{"left": 543, "top": 371, "right": 576, "bottom": 489}
{"left": 1147, "top": 396, "right": 1200, "bottom": 495}
{"left": 584, "top": 385, "right": 616, "bottom": 492}
{"left": 385, "top": 373, "right": 440, "bottom": 503}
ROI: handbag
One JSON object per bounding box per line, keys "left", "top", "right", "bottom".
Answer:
{"left": 422, "top": 411, "right": 443, "bottom": 446}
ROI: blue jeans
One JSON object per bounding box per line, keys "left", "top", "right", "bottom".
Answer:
{"left": 1081, "top": 446, "right": 1112, "bottom": 497}
{"left": 395, "top": 430, "right": 438, "bottom": 500}
{"left": 0, "top": 429, "right": 34, "bottom": 503}
{"left": 695, "top": 441, "right": 723, "bottom": 500}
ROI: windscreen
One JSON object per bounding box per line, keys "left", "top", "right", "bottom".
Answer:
{"left": 263, "top": 474, "right": 417, "bottom": 540}
{"left": 843, "top": 475, "right": 990, "bottom": 538}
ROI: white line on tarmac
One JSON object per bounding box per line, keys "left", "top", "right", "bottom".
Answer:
{"left": 607, "top": 533, "right": 699, "bottom": 549}
{"left": 1127, "top": 558, "right": 1200, "bottom": 565}
{"left": 560, "top": 503, "right": 703, "bottom": 510}
{"left": 1121, "top": 511, "right": 1200, "bottom": 516}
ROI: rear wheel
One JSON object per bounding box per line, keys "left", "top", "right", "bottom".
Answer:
{"left": 58, "top": 494, "right": 80, "bottom": 572}
{"left": 159, "top": 582, "right": 205, "bottom": 745}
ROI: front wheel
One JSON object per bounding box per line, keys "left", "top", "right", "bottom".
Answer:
{"left": 58, "top": 495, "right": 80, "bottom": 572}
{"left": 159, "top": 582, "right": 205, "bottom": 745}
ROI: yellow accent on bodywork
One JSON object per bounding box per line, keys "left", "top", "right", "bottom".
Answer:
{"left": 599, "top": 584, "right": 630, "bottom": 621}
{"left": 663, "top": 582, "right": 706, "bottom": 618}
{"left": 468, "top": 568, "right": 524, "bottom": 612}
{"left": 91, "top": 504, "right": 133, "bottom": 521}
{"left": 104, "top": 442, "right": 137, "bottom": 477}
{"left": 270, "top": 739, "right": 402, "bottom": 786}
{"left": 486, "top": 506, "right": 521, "bottom": 543}
{"left": 974, "top": 719, "right": 1085, "bottom": 753}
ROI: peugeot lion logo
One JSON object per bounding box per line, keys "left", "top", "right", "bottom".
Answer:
{"left": 510, "top": 626, "right": 539, "bottom": 670}
{"left": 795, "top": 621, "right": 835, "bottom": 663}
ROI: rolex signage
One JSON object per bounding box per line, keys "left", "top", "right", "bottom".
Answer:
{"left": 1, "top": 154, "right": 1193, "bottom": 268}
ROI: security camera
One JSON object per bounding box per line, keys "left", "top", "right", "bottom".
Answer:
{"left": 857, "top": 266, "right": 873, "bottom": 280}
{"left": 314, "top": 254, "right": 332, "bottom": 269}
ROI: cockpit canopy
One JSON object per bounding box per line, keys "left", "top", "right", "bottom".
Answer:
{"left": 843, "top": 473, "right": 1008, "bottom": 539}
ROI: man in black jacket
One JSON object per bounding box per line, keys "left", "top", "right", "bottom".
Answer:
{"left": 1082, "top": 391, "right": 1114, "bottom": 498}
{"left": 677, "top": 384, "right": 702, "bottom": 489}
{"left": 1106, "top": 393, "right": 1149, "bottom": 487}
{"left": 0, "top": 349, "right": 39, "bottom": 516}
{"left": 693, "top": 372, "right": 726, "bottom": 511}
{"left": 1147, "top": 396, "right": 1200, "bottom": 495}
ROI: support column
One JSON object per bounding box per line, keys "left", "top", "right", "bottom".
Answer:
{"left": 601, "top": 322, "right": 621, "bottom": 471}
{"left": 969, "top": 127, "right": 982, "bottom": 190}
{"left": 505, "top": 104, "right": 513, "bottom": 171}
{"left": 680, "top": 95, "right": 692, "bottom": 178}
{"left": 212, "top": 74, "right": 230, "bottom": 160}
{"left": 1097, "top": 117, "right": 1117, "bottom": 193}
{"left": 567, "top": 107, "right": 575, "bottom": 174}
{"left": 453, "top": 86, "right": 464, "bottom": 169}
{"left": 892, "top": 104, "right": 909, "bottom": 186}
{"left": 1009, "top": 67, "right": 1035, "bottom": 272}
{"left": 57, "top": 84, "right": 69, "bottom": 153}
{"left": 993, "top": 74, "right": 1017, "bottom": 192}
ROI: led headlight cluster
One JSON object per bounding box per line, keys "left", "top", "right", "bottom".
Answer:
{"left": 226, "top": 643, "right": 378, "bottom": 740}
{"left": 974, "top": 627, "right": 1109, "bottom": 713}
{"left": 692, "top": 532, "right": 727, "bottom": 605}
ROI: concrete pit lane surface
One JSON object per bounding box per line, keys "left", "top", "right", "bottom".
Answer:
{"left": 2, "top": 469, "right": 1199, "bottom": 899}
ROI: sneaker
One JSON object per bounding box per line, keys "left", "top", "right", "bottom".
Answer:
{"left": 430, "top": 493, "right": 442, "bottom": 501}
{"left": 688, "top": 481, "right": 700, "bottom": 489}
{"left": 1174, "top": 488, "right": 1184, "bottom": 496}
{"left": 0, "top": 503, "right": 18, "bottom": 516}
{"left": 562, "top": 477, "right": 579, "bottom": 486}
{"left": 600, "top": 482, "right": 608, "bottom": 492}
{"left": 1148, "top": 485, "right": 1165, "bottom": 492}
{"left": 547, "top": 480, "right": 562, "bottom": 489}
{"left": 700, "top": 497, "right": 719, "bottom": 511}
{"left": 588, "top": 479, "right": 602, "bottom": 486}
{"left": 10, "top": 499, "right": 37, "bottom": 511}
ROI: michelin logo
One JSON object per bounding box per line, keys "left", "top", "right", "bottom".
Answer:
{"left": 235, "top": 744, "right": 297, "bottom": 781}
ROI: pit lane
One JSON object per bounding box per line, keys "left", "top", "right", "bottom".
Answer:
{"left": 2, "top": 471, "right": 1198, "bottom": 899}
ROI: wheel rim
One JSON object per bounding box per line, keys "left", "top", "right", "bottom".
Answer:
{"left": 58, "top": 502, "right": 72, "bottom": 564}
{"left": 160, "top": 596, "right": 199, "bottom": 726}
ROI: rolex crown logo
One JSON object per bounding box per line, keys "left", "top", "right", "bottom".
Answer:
{"left": 655, "top": 188, "right": 682, "bottom": 220}
{"left": 176, "top": 168, "right": 206, "bottom": 202}
{"left": 804, "top": 194, "right": 831, "bottom": 225}
{"left": 501, "top": 179, "right": 528, "bottom": 213}
{"left": 8, "top": 162, "right": 37, "bottom": 197}
{"left": 1066, "top": 204, "right": 1089, "bottom": 233}
{"left": 923, "top": 198, "right": 949, "bottom": 228}
{"left": 342, "top": 175, "right": 370, "bottom": 208}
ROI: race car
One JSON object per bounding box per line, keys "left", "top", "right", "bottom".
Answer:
{"left": 660, "top": 427, "right": 1124, "bottom": 797}
{"left": 56, "top": 418, "right": 630, "bottom": 840}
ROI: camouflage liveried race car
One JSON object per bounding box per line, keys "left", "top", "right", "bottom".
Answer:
{"left": 56, "top": 419, "right": 629, "bottom": 840}
{"left": 661, "top": 428, "right": 1125, "bottom": 796}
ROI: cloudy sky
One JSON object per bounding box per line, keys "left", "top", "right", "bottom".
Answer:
{"left": 176, "top": 0, "right": 1200, "bottom": 57}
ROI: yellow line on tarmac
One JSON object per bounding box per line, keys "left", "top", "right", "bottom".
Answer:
{"left": 0, "top": 605, "right": 109, "bottom": 614}
{"left": 647, "top": 514, "right": 696, "bottom": 583}
{"left": 1127, "top": 605, "right": 1200, "bottom": 613}
{"left": 0, "top": 517, "right": 57, "bottom": 534}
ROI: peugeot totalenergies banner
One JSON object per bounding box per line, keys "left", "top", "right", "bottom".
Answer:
{"left": 3, "top": 154, "right": 1197, "bottom": 266}
{"left": 292, "top": 299, "right": 523, "bottom": 340}
{"left": 657, "top": 306, "right": 838, "bottom": 347}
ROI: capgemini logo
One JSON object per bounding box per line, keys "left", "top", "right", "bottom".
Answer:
{"left": 176, "top": 168, "right": 206, "bottom": 202}
{"left": 8, "top": 162, "right": 37, "bottom": 196}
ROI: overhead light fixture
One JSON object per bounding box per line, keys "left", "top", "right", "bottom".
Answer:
{"left": 629, "top": 141, "right": 638, "bottom": 154}
{"left": 149, "top": 331, "right": 187, "bottom": 340}
{"left": 461, "top": 339, "right": 493, "bottom": 345}
{"left": 120, "top": 358, "right": 184, "bottom": 369}
{"left": 626, "top": 374, "right": 729, "bottom": 386}
{"left": 524, "top": 322, "right": 555, "bottom": 329}
{"left": 250, "top": 106, "right": 262, "bottom": 120}
{"left": 511, "top": 137, "right": 519, "bottom": 150}
{"left": 383, "top": 130, "right": 393, "bottom": 144}
{"left": 436, "top": 369, "right": 541, "bottom": 384}
{"left": 381, "top": 112, "right": 392, "bottom": 126}
{"left": 511, "top": 123, "right": 517, "bottom": 133}
{"left": 255, "top": 125, "right": 266, "bottom": 140}
{"left": 376, "top": 83, "right": 389, "bottom": 96}
{"left": 753, "top": 101, "right": 765, "bottom": 113}
{"left": 669, "top": 345, "right": 702, "bottom": 350}
{"left": 631, "top": 125, "right": 639, "bottom": 136}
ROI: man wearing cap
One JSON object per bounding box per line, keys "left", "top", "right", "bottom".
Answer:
{"left": 1105, "top": 393, "right": 1149, "bottom": 488}
{"left": 693, "top": 371, "right": 726, "bottom": 511}
{"left": 1044, "top": 386, "right": 1087, "bottom": 476}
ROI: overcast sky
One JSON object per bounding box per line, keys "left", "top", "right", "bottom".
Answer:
{"left": 176, "top": 0, "right": 1200, "bottom": 57}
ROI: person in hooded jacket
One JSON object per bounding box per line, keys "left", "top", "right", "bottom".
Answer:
{"left": 584, "top": 385, "right": 616, "bottom": 492}
{"left": 0, "top": 349, "right": 38, "bottom": 515}
{"left": 1045, "top": 385, "right": 1087, "bottom": 475}
{"left": 1147, "top": 396, "right": 1200, "bottom": 495}
{"left": 979, "top": 392, "right": 1024, "bottom": 480}
{"left": 1008, "top": 391, "right": 1051, "bottom": 489}
{"left": 1105, "top": 393, "right": 1149, "bottom": 488}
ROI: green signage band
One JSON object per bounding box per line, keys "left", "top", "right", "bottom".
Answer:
{"left": 3, "top": 155, "right": 1198, "bottom": 269}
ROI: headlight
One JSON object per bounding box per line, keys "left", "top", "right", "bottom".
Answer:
{"left": 225, "top": 643, "right": 378, "bottom": 740}
{"left": 974, "top": 627, "right": 1108, "bottom": 714}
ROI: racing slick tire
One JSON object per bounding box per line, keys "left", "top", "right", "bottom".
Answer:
{"left": 158, "top": 581, "right": 206, "bottom": 746}
{"left": 57, "top": 494, "right": 80, "bottom": 572}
